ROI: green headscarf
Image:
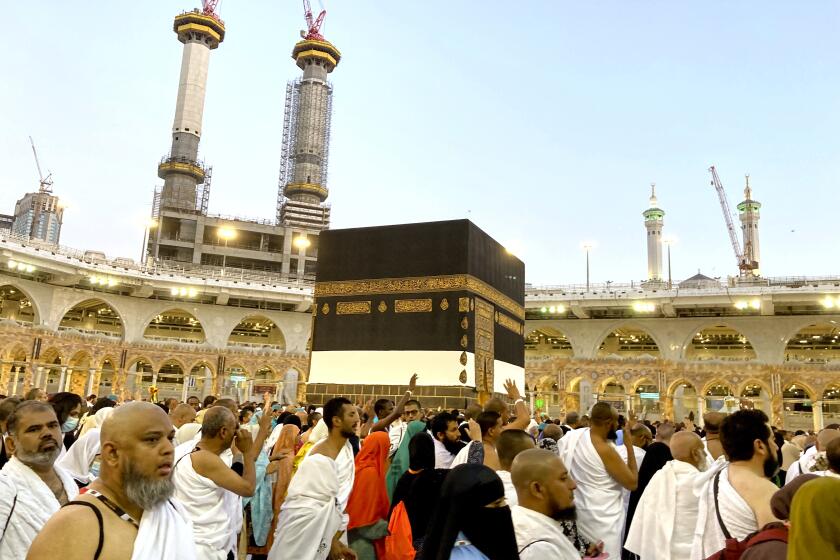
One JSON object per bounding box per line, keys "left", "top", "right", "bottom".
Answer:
{"left": 787, "top": 476, "right": 840, "bottom": 560}
{"left": 384, "top": 420, "right": 426, "bottom": 502}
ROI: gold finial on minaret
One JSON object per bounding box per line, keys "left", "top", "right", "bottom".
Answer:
{"left": 649, "top": 182, "right": 658, "bottom": 207}
{"left": 744, "top": 174, "right": 752, "bottom": 200}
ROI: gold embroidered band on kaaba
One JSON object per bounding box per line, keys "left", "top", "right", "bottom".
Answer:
{"left": 315, "top": 274, "right": 525, "bottom": 320}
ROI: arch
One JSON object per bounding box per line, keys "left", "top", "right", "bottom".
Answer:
{"left": 253, "top": 365, "right": 276, "bottom": 383}
{"left": 737, "top": 378, "right": 772, "bottom": 398}
{"left": 3, "top": 343, "right": 29, "bottom": 361}
{"left": 125, "top": 355, "right": 156, "bottom": 373}
{"left": 632, "top": 377, "right": 658, "bottom": 392}
{"left": 143, "top": 308, "right": 206, "bottom": 343}
{"left": 227, "top": 315, "right": 286, "bottom": 350}
{"left": 823, "top": 384, "right": 840, "bottom": 400}
{"left": 0, "top": 283, "right": 41, "bottom": 325}
{"left": 525, "top": 328, "right": 574, "bottom": 358}
{"left": 683, "top": 323, "right": 757, "bottom": 362}
{"left": 224, "top": 363, "right": 249, "bottom": 377}
{"left": 595, "top": 323, "right": 661, "bottom": 359}
{"left": 567, "top": 375, "right": 584, "bottom": 394}
{"left": 57, "top": 298, "right": 124, "bottom": 339}
{"left": 158, "top": 358, "right": 188, "bottom": 374}
{"left": 782, "top": 381, "right": 815, "bottom": 401}
{"left": 783, "top": 322, "right": 840, "bottom": 365}
{"left": 701, "top": 379, "right": 734, "bottom": 396}
{"left": 666, "top": 377, "right": 697, "bottom": 397}
{"left": 599, "top": 376, "right": 626, "bottom": 394}
{"left": 39, "top": 346, "right": 63, "bottom": 364}
{"left": 186, "top": 359, "right": 216, "bottom": 377}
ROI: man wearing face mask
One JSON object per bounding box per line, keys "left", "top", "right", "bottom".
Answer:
{"left": 28, "top": 402, "right": 197, "bottom": 560}
{"left": 511, "top": 448, "right": 581, "bottom": 559}
{"left": 625, "top": 431, "right": 707, "bottom": 559}
{"left": 173, "top": 405, "right": 272, "bottom": 560}
{"left": 690, "top": 409, "right": 781, "bottom": 559}
{"left": 0, "top": 401, "right": 78, "bottom": 557}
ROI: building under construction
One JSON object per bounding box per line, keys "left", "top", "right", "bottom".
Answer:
{"left": 145, "top": 1, "right": 340, "bottom": 280}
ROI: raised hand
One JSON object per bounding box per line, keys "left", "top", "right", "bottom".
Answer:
{"left": 408, "top": 373, "right": 418, "bottom": 393}
{"left": 468, "top": 418, "right": 482, "bottom": 441}
{"left": 504, "top": 379, "right": 521, "bottom": 401}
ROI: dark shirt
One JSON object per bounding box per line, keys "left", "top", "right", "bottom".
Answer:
{"left": 390, "top": 468, "right": 448, "bottom": 541}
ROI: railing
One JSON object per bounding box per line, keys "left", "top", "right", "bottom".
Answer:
{"left": 0, "top": 229, "right": 314, "bottom": 290}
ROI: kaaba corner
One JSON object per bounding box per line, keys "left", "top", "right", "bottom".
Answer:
{"left": 305, "top": 219, "right": 525, "bottom": 408}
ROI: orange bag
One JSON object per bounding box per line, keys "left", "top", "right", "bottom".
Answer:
{"left": 383, "top": 501, "right": 415, "bottom": 560}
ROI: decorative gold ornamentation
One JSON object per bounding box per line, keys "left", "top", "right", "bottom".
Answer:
{"left": 440, "top": 298, "right": 449, "bottom": 311}
{"left": 460, "top": 335, "right": 468, "bottom": 348}
{"left": 461, "top": 316, "right": 469, "bottom": 330}
{"left": 315, "top": 274, "right": 524, "bottom": 319}
{"left": 321, "top": 303, "right": 330, "bottom": 315}
{"left": 460, "top": 351, "right": 468, "bottom": 366}
{"left": 336, "top": 301, "right": 371, "bottom": 315}
{"left": 377, "top": 301, "right": 388, "bottom": 313}
{"left": 474, "top": 297, "right": 495, "bottom": 394}
{"left": 459, "top": 297, "right": 470, "bottom": 312}
{"left": 394, "top": 299, "right": 433, "bottom": 313}
{"left": 459, "top": 369, "right": 468, "bottom": 384}
{"left": 496, "top": 312, "right": 522, "bottom": 335}
{"left": 470, "top": 299, "right": 475, "bottom": 311}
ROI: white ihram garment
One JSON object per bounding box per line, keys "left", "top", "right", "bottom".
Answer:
{"left": 131, "top": 499, "right": 197, "bottom": 560}
{"left": 512, "top": 505, "right": 579, "bottom": 560}
{"left": 432, "top": 437, "right": 456, "bottom": 469}
{"left": 172, "top": 441, "right": 236, "bottom": 560}
{"left": 559, "top": 428, "right": 623, "bottom": 559}
{"left": 268, "top": 454, "right": 343, "bottom": 560}
{"left": 57, "top": 427, "right": 101, "bottom": 484}
{"left": 304, "top": 437, "right": 355, "bottom": 535}
{"left": 0, "top": 456, "right": 79, "bottom": 558}
{"left": 625, "top": 459, "right": 700, "bottom": 560}
{"left": 496, "top": 470, "right": 517, "bottom": 507}
{"left": 785, "top": 445, "right": 818, "bottom": 485}
{"left": 690, "top": 457, "right": 757, "bottom": 560}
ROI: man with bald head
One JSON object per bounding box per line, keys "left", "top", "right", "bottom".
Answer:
{"left": 510, "top": 448, "right": 581, "bottom": 559}
{"left": 173, "top": 397, "right": 271, "bottom": 560}
{"left": 28, "top": 402, "right": 196, "bottom": 560}
{"left": 496, "top": 429, "right": 536, "bottom": 506}
{"left": 625, "top": 431, "right": 705, "bottom": 559}
{"left": 171, "top": 403, "right": 197, "bottom": 429}
{"left": 558, "top": 402, "right": 638, "bottom": 559}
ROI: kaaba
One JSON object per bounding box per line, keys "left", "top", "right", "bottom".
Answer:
{"left": 306, "top": 219, "right": 525, "bottom": 409}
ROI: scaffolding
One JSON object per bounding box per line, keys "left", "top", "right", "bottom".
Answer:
{"left": 276, "top": 79, "right": 300, "bottom": 224}
{"left": 276, "top": 77, "right": 334, "bottom": 229}
{"left": 196, "top": 166, "right": 212, "bottom": 215}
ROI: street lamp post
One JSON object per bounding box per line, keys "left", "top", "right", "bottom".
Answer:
{"left": 217, "top": 226, "right": 236, "bottom": 276}
{"left": 663, "top": 235, "right": 677, "bottom": 289}
{"left": 581, "top": 242, "right": 595, "bottom": 292}
{"left": 140, "top": 218, "right": 158, "bottom": 265}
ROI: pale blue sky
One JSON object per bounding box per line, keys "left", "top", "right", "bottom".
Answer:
{"left": 2, "top": 1, "right": 839, "bottom": 285}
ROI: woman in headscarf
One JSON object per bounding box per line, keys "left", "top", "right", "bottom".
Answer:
{"left": 247, "top": 413, "right": 302, "bottom": 555}
{"left": 423, "top": 463, "right": 519, "bottom": 560}
{"left": 78, "top": 401, "right": 116, "bottom": 437}
{"left": 391, "top": 431, "right": 448, "bottom": 556}
{"left": 385, "top": 419, "right": 426, "bottom": 501}
{"left": 346, "top": 431, "right": 391, "bottom": 559}
{"left": 787, "top": 477, "right": 840, "bottom": 560}
{"left": 48, "top": 392, "right": 83, "bottom": 450}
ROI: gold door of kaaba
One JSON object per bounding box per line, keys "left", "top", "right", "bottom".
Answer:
{"left": 474, "top": 297, "right": 495, "bottom": 402}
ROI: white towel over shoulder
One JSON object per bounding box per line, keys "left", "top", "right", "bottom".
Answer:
{"left": 0, "top": 456, "right": 79, "bottom": 558}
{"left": 132, "top": 499, "right": 197, "bottom": 560}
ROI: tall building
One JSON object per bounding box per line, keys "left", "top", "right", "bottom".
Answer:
{"left": 643, "top": 183, "right": 664, "bottom": 282}
{"left": 0, "top": 214, "right": 13, "bottom": 233}
{"left": 11, "top": 191, "right": 64, "bottom": 245}
{"left": 145, "top": 4, "right": 332, "bottom": 282}
{"left": 738, "top": 176, "right": 761, "bottom": 275}
{"left": 276, "top": 31, "right": 341, "bottom": 229}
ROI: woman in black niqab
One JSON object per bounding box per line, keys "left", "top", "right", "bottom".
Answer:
{"left": 423, "top": 463, "right": 519, "bottom": 560}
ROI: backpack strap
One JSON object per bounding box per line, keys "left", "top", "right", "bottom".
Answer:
{"left": 746, "top": 527, "right": 788, "bottom": 547}
{"left": 0, "top": 493, "right": 18, "bottom": 544}
{"left": 63, "top": 500, "right": 104, "bottom": 560}
{"left": 713, "top": 470, "right": 733, "bottom": 540}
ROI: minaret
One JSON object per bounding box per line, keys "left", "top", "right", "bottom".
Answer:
{"left": 643, "top": 183, "right": 665, "bottom": 282}
{"left": 157, "top": 8, "right": 225, "bottom": 211}
{"left": 737, "top": 175, "right": 761, "bottom": 275}
{"left": 277, "top": 20, "right": 341, "bottom": 229}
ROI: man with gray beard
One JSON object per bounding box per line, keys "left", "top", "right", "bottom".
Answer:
{"left": 0, "top": 401, "right": 78, "bottom": 557}
{"left": 28, "top": 402, "right": 196, "bottom": 560}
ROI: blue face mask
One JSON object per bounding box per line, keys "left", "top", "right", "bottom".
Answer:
{"left": 61, "top": 416, "right": 80, "bottom": 433}
{"left": 90, "top": 456, "right": 101, "bottom": 478}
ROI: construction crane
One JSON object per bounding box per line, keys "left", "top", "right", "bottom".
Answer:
{"left": 29, "top": 136, "right": 53, "bottom": 193}
{"left": 708, "top": 165, "right": 757, "bottom": 276}
{"left": 202, "top": 0, "right": 221, "bottom": 21}
{"left": 301, "top": 0, "right": 326, "bottom": 41}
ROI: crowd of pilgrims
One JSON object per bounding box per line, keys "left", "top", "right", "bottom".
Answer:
{"left": 0, "top": 376, "right": 838, "bottom": 559}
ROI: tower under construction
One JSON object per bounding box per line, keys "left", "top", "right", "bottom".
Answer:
{"left": 276, "top": 6, "right": 340, "bottom": 230}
